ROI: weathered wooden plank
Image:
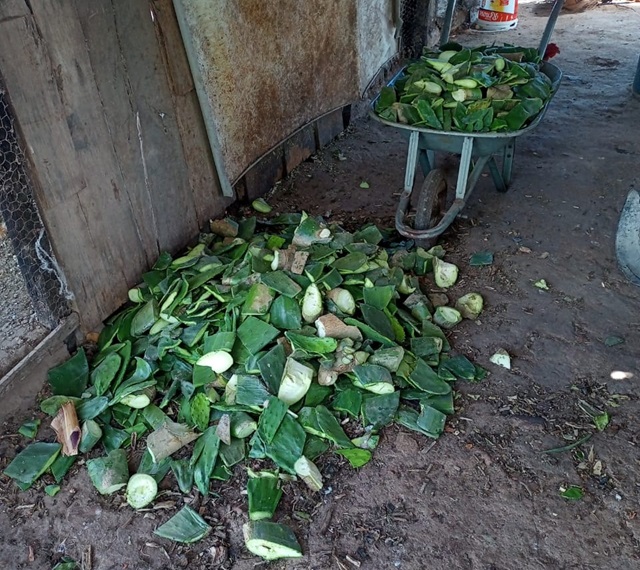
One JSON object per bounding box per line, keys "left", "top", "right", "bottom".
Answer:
{"left": 0, "top": 0, "right": 29, "bottom": 22}
{"left": 74, "top": 0, "right": 160, "bottom": 263}
{"left": 0, "top": 10, "right": 147, "bottom": 330}
{"left": 151, "top": 0, "right": 228, "bottom": 226}
{"left": 28, "top": 0, "right": 151, "bottom": 301}
{"left": 0, "top": 0, "right": 229, "bottom": 331}
{"left": 111, "top": 0, "right": 199, "bottom": 253}
{"left": 151, "top": 0, "right": 195, "bottom": 97}
{"left": 0, "top": 18, "right": 84, "bottom": 209}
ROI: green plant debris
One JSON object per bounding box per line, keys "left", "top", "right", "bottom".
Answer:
{"left": 52, "top": 558, "right": 79, "bottom": 570}
{"left": 541, "top": 434, "right": 592, "bottom": 455}
{"left": 252, "top": 198, "right": 272, "bottom": 213}
{"left": 154, "top": 505, "right": 211, "bottom": 543}
{"left": 243, "top": 521, "right": 303, "bottom": 561}
{"left": 247, "top": 470, "right": 283, "bottom": 520}
{"left": 22, "top": 212, "right": 488, "bottom": 561}
{"left": 375, "top": 45, "right": 554, "bottom": 134}
{"left": 359, "top": 181, "right": 370, "bottom": 189}
{"left": 594, "top": 412, "right": 610, "bottom": 432}
{"left": 578, "top": 400, "right": 610, "bottom": 432}
{"left": 18, "top": 419, "right": 40, "bottom": 439}
{"left": 3, "top": 442, "right": 61, "bottom": 489}
{"left": 560, "top": 485, "right": 584, "bottom": 501}
{"left": 86, "top": 449, "right": 129, "bottom": 495}
{"left": 48, "top": 348, "right": 89, "bottom": 397}
{"left": 534, "top": 279, "right": 549, "bottom": 290}
{"left": 45, "top": 484, "right": 61, "bottom": 497}
{"left": 489, "top": 348, "right": 511, "bottom": 369}
{"left": 469, "top": 251, "right": 494, "bottom": 266}
{"left": 336, "top": 448, "right": 372, "bottom": 468}
{"left": 604, "top": 335, "right": 624, "bottom": 347}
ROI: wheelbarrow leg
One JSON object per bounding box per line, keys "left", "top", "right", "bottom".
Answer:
{"left": 403, "top": 131, "right": 420, "bottom": 193}
{"left": 502, "top": 139, "right": 515, "bottom": 189}
{"left": 396, "top": 131, "right": 421, "bottom": 234}
{"left": 427, "top": 149, "right": 436, "bottom": 171}
{"left": 455, "top": 137, "right": 474, "bottom": 200}
{"left": 488, "top": 157, "right": 508, "bottom": 193}
{"left": 418, "top": 148, "right": 436, "bottom": 175}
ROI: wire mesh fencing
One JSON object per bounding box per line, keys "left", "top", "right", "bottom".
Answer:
{"left": 400, "top": 0, "right": 432, "bottom": 58}
{"left": 0, "top": 80, "right": 72, "bottom": 330}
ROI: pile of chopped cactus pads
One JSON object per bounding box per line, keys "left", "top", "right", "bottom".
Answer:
{"left": 5, "top": 213, "right": 486, "bottom": 561}
{"left": 375, "top": 44, "right": 555, "bottom": 133}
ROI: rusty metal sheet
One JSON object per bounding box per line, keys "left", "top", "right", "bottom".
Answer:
{"left": 174, "top": 0, "right": 396, "bottom": 185}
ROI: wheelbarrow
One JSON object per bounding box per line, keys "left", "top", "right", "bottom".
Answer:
{"left": 370, "top": 0, "right": 565, "bottom": 246}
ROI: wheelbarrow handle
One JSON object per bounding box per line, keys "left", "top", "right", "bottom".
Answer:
{"left": 538, "top": 0, "right": 565, "bottom": 59}
{"left": 440, "top": 0, "right": 457, "bottom": 46}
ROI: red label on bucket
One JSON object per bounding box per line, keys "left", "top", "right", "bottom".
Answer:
{"left": 479, "top": 8, "right": 516, "bottom": 22}
{"left": 480, "top": 0, "right": 517, "bottom": 15}
{"left": 478, "top": 0, "right": 518, "bottom": 28}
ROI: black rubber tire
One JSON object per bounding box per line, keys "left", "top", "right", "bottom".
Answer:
{"left": 414, "top": 169, "right": 447, "bottom": 249}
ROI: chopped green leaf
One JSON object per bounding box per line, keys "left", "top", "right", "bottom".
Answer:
{"left": 86, "top": 449, "right": 129, "bottom": 494}
{"left": 50, "top": 455, "right": 76, "bottom": 483}
{"left": 261, "top": 271, "right": 302, "bottom": 298}
{"left": 4, "top": 442, "right": 61, "bottom": 488}
{"left": 336, "top": 448, "right": 372, "bottom": 468}
{"left": 45, "top": 484, "right": 61, "bottom": 497}
{"left": 269, "top": 296, "right": 302, "bottom": 330}
{"left": 191, "top": 393, "right": 211, "bottom": 432}
{"left": 298, "top": 406, "right": 353, "bottom": 449}
{"left": 18, "top": 419, "right": 40, "bottom": 439}
{"left": 263, "top": 415, "right": 306, "bottom": 473}
{"left": 441, "top": 355, "right": 476, "bottom": 380}
{"left": 560, "top": 485, "right": 584, "bottom": 501}
{"left": 258, "top": 397, "right": 288, "bottom": 444}
{"left": 154, "top": 505, "right": 211, "bottom": 543}
{"left": 594, "top": 412, "right": 610, "bottom": 432}
{"left": 48, "top": 348, "right": 88, "bottom": 397}
{"left": 604, "top": 336, "right": 624, "bottom": 347}
{"left": 285, "top": 331, "right": 337, "bottom": 355}
{"left": 534, "top": 279, "right": 549, "bottom": 290}
{"left": 237, "top": 317, "right": 279, "bottom": 355}
{"left": 469, "top": 251, "right": 494, "bottom": 266}
{"left": 247, "top": 470, "right": 282, "bottom": 520}
{"left": 331, "top": 389, "right": 362, "bottom": 418}
{"left": 361, "top": 391, "right": 400, "bottom": 430}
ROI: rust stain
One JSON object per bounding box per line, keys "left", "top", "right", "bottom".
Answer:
{"left": 183, "top": 0, "right": 360, "bottom": 182}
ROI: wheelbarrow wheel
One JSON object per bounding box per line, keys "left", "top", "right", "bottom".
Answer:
{"left": 414, "top": 169, "right": 447, "bottom": 249}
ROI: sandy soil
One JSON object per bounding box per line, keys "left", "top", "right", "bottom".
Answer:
{"left": 1, "top": 4, "right": 639, "bottom": 569}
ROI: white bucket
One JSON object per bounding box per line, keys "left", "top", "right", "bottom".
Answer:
{"left": 477, "top": 0, "right": 518, "bottom": 32}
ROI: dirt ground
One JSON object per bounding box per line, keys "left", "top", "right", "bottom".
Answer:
{"left": 1, "top": 3, "right": 640, "bottom": 569}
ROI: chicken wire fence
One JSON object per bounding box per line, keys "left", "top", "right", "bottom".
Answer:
{"left": 399, "top": 0, "right": 432, "bottom": 58}
{"left": 0, "top": 80, "right": 72, "bottom": 329}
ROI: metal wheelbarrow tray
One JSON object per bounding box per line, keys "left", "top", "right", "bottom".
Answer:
{"left": 369, "top": 0, "right": 565, "bottom": 245}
